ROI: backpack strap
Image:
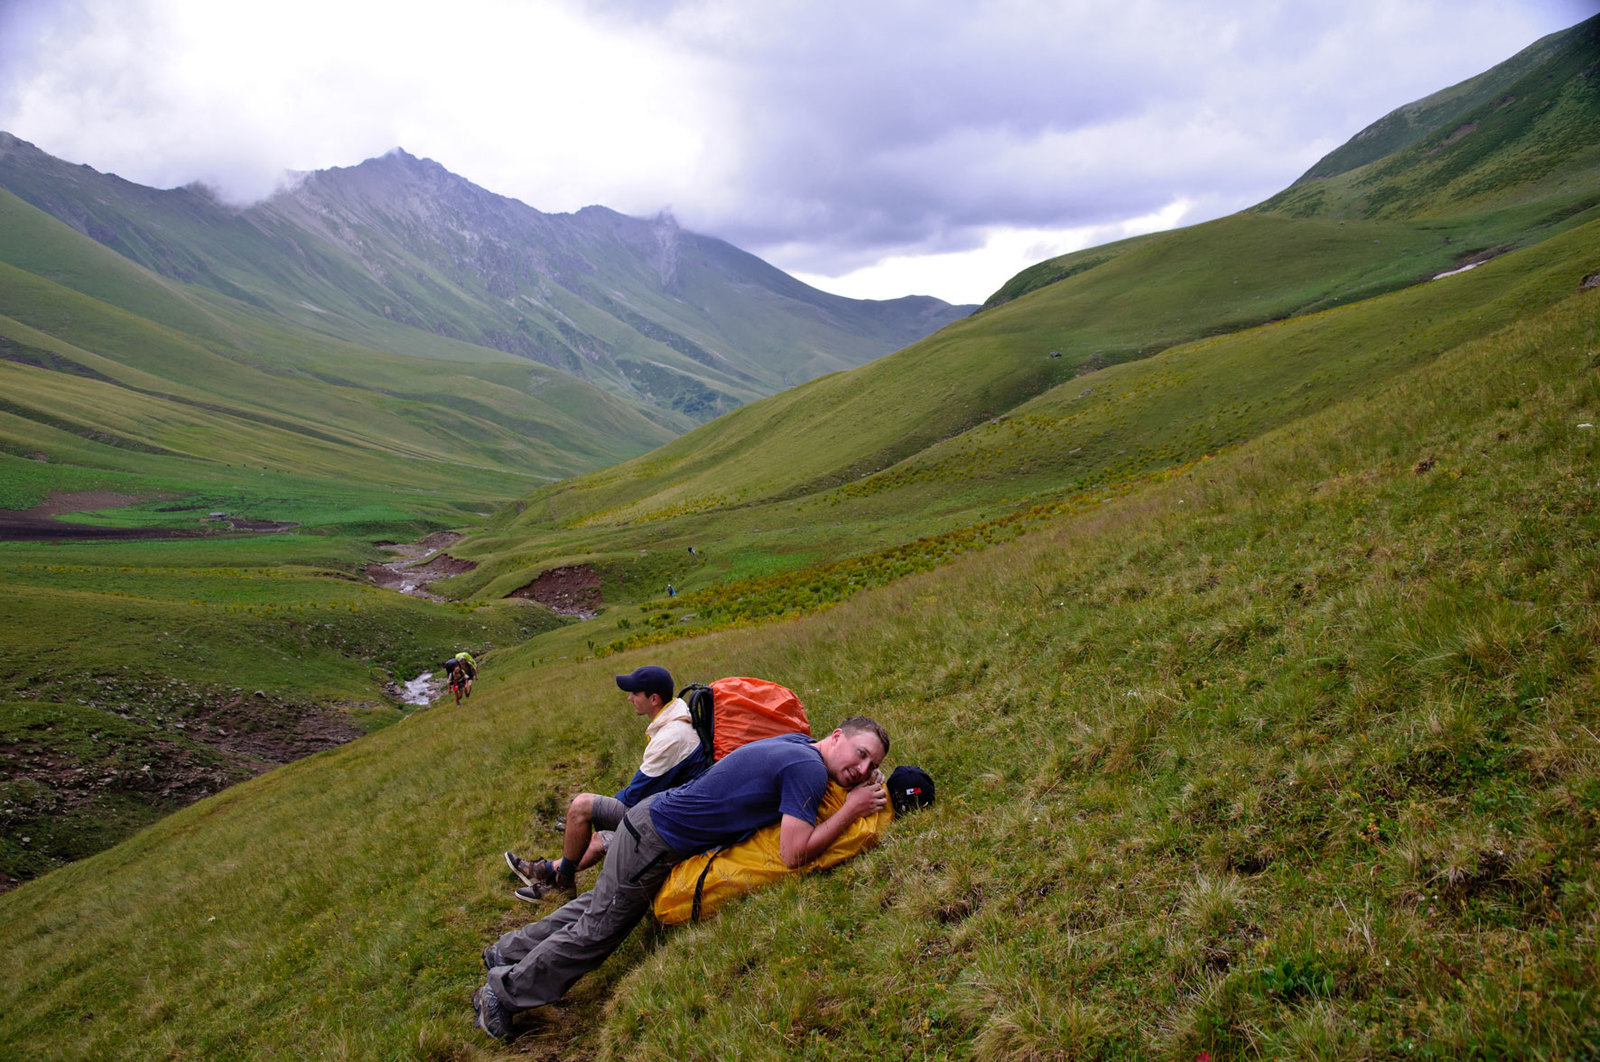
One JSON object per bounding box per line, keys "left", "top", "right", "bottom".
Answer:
{"left": 690, "top": 847, "right": 722, "bottom": 924}
{"left": 679, "top": 683, "right": 715, "bottom": 753}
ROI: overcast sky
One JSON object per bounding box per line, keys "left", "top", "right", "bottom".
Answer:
{"left": 1, "top": 0, "right": 1594, "bottom": 304}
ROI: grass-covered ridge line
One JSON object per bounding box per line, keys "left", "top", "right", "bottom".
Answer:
{"left": 1262, "top": 16, "right": 1600, "bottom": 222}
{"left": 448, "top": 216, "right": 1600, "bottom": 652}
{"left": 1, "top": 262, "right": 1595, "bottom": 1059}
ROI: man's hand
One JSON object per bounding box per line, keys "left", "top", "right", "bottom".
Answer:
{"left": 840, "top": 780, "right": 887, "bottom": 821}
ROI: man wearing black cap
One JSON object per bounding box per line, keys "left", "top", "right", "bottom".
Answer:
{"left": 504, "top": 664, "right": 708, "bottom": 899}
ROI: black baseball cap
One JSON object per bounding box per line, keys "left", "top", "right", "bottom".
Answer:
{"left": 615, "top": 665, "right": 674, "bottom": 701}
{"left": 887, "top": 765, "right": 935, "bottom": 815}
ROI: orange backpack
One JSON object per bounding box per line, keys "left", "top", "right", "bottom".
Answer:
{"left": 681, "top": 676, "right": 811, "bottom": 761}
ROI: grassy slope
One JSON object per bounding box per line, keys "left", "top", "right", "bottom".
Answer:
{"left": 1260, "top": 16, "right": 1600, "bottom": 222}
{"left": 444, "top": 20, "right": 1599, "bottom": 625}
{"left": 0, "top": 188, "right": 678, "bottom": 517}
{"left": 445, "top": 215, "right": 1600, "bottom": 635}
{"left": 0, "top": 269, "right": 1593, "bottom": 1061}
{"left": 1293, "top": 19, "right": 1581, "bottom": 181}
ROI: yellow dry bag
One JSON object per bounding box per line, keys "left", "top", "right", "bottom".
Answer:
{"left": 653, "top": 781, "right": 892, "bottom": 925}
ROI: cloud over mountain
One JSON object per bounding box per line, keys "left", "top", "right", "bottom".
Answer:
{"left": 0, "top": 0, "right": 1591, "bottom": 301}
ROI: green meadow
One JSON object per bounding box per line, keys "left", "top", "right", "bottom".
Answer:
{"left": 0, "top": 265, "right": 1594, "bottom": 1060}
{"left": 1, "top": 17, "right": 1598, "bottom": 1057}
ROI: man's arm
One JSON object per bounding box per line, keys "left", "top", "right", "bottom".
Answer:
{"left": 777, "top": 783, "right": 886, "bottom": 868}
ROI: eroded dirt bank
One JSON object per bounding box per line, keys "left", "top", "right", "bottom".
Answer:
{"left": 507, "top": 564, "right": 603, "bottom": 618}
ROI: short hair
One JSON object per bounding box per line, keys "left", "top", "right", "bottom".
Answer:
{"left": 836, "top": 716, "right": 890, "bottom": 758}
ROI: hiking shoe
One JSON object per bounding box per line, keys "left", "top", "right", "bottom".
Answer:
{"left": 472, "top": 983, "right": 515, "bottom": 1042}
{"left": 514, "top": 876, "right": 577, "bottom": 904}
{"left": 504, "top": 852, "right": 555, "bottom": 887}
{"left": 482, "top": 942, "right": 506, "bottom": 971}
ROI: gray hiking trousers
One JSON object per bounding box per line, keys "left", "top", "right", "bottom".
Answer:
{"left": 488, "top": 793, "right": 684, "bottom": 1012}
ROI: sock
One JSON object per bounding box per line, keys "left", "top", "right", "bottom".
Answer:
{"left": 556, "top": 857, "right": 577, "bottom": 880}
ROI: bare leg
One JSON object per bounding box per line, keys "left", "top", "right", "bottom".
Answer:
{"left": 562, "top": 793, "right": 596, "bottom": 867}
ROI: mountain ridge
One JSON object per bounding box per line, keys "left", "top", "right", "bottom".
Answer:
{"left": 0, "top": 134, "right": 974, "bottom": 426}
{"left": 1292, "top": 19, "right": 1584, "bottom": 183}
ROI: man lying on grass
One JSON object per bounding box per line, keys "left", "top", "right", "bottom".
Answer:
{"left": 473, "top": 716, "right": 890, "bottom": 1042}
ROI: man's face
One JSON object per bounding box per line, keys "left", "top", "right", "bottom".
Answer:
{"left": 823, "top": 728, "right": 886, "bottom": 788}
{"left": 626, "top": 690, "right": 662, "bottom": 717}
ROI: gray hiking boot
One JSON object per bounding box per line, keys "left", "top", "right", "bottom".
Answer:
{"left": 472, "top": 983, "right": 515, "bottom": 1042}
{"left": 482, "top": 942, "right": 506, "bottom": 971}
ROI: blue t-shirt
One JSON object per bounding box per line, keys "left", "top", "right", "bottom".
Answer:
{"left": 648, "top": 733, "right": 827, "bottom": 855}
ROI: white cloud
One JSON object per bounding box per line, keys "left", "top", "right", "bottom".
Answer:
{"left": 791, "top": 197, "right": 1196, "bottom": 304}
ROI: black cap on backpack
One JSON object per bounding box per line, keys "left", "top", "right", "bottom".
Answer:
{"left": 887, "top": 765, "right": 935, "bottom": 815}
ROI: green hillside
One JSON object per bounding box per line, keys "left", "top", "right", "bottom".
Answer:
{"left": 989, "top": 16, "right": 1600, "bottom": 312}
{"left": 1, "top": 250, "right": 1594, "bottom": 1060}
{"left": 447, "top": 215, "right": 1600, "bottom": 624}
{"left": 1262, "top": 16, "right": 1600, "bottom": 221}
{"left": 440, "top": 15, "right": 1600, "bottom": 632}
{"left": 1293, "top": 21, "right": 1583, "bottom": 181}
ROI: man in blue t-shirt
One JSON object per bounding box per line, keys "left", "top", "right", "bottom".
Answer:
{"left": 472, "top": 716, "right": 890, "bottom": 1042}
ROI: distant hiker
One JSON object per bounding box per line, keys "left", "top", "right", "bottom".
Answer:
{"left": 442, "top": 651, "right": 477, "bottom": 704}
{"left": 687, "top": 546, "right": 697, "bottom": 555}
{"left": 473, "top": 717, "right": 890, "bottom": 1041}
{"left": 666, "top": 582, "right": 676, "bottom": 597}
{"left": 503, "top": 665, "right": 708, "bottom": 901}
